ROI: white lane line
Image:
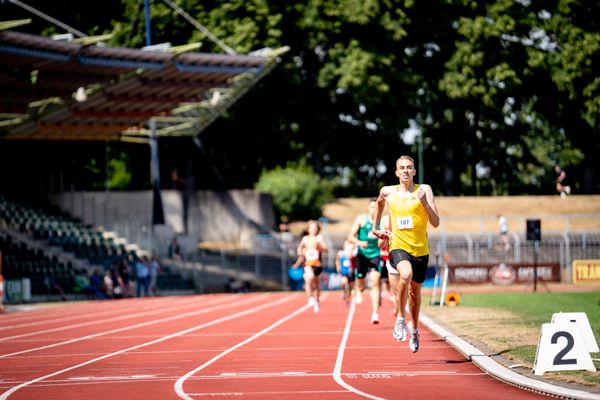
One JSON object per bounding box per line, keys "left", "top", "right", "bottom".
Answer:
{"left": 0, "top": 296, "right": 231, "bottom": 342}
{"left": 0, "top": 293, "right": 297, "bottom": 400}
{"left": 0, "top": 370, "right": 488, "bottom": 390}
{"left": 173, "top": 293, "right": 320, "bottom": 400}
{"left": 333, "top": 300, "right": 386, "bottom": 400}
{"left": 0, "top": 296, "right": 195, "bottom": 326}
{"left": 0, "top": 294, "right": 266, "bottom": 359}
{"left": 188, "top": 390, "right": 349, "bottom": 396}
{"left": 0, "top": 296, "right": 204, "bottom": 332}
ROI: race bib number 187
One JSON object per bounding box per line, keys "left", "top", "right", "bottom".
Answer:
{"left": 396, "top": 216, "right": 414, "bottom": 229}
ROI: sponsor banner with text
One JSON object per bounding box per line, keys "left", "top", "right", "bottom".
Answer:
{"left": 572, "top": 259, "right": 600, "bottom": 284}
{"left": 448, "top": 262, "right": 561, "bottom": 284}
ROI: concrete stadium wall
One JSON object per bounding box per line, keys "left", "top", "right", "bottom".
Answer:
{"left": 48, "top": 190, "right": 276, "bottom": 248}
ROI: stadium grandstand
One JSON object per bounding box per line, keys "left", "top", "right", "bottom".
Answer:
{"left": 0, "top": 15, "right": 288, "bottom": 302}
{"left": 0, "top": 193, "right": 199, "bottom": 299}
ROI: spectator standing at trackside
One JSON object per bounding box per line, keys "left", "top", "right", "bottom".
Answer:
{"left": 372, "top": 155, "right": 440, "bottom": 353}
{"left": 90, "top": 267, "right": 110, "bottom": 299}
{"left": 73, "top": 269, "right": 93, "bottom": 299}
{"left": 148, "top": 255, "right": 161, "bottom": 296}
{"left": 111, "top": 260, "right": 127, "bottom": 298}
{"left": 554, "top": 164, "right": 571, "bottom": 197}
{"left": 104, "top": 268, "right": 114, "bottom": 298}
{"left": 119, "top": 259, "right": 133, "bottom": 297}
{"left": 497, "top": 214, "right": 510, "bottom": 253}
{"left": 348, "top": 198, "right": 382, "bottom": 325}
{"left": 168, "top": 237, "right": 182, "bottom": 260}
{"left": 135, "top": 256, "right": 150, "bottom": 297}
{"left": 296, "top": 220, "right": 328, "bottom": 313}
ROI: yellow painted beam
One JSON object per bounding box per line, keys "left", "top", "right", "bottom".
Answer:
{"left": 72, "top": 33, "right": 113, "bottom": 45}
{"left": 0, "top": 19, "right": 32, "bottom": 31}
{"left": 169, "top": 42, "right": 202, "bottom": 54}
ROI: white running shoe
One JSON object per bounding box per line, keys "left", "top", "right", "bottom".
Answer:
{"left": 409, "top": 329, "right": 420, "bottom": 352}
{"left": 308, "top": 296, "right": 315, "bottom": 307}
{"left": 393, "top": 317, "right": 408, "bottom": 341}
{"left": 313, "top": 300, "right": 320, "bottom": 313}
{"left": 355, "top": 291, "right": 363, "bottom": 304}
{"left": 371, "top": 312, "right": 379, "bottom": 324}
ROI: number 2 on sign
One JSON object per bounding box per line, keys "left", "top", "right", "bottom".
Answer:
{"left": 396, "top": 216, "right": 413, "bottom": 229}
{"left": 552, "top": 331, "right": 577, "bottom": 365}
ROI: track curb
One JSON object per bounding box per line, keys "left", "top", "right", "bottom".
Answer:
{"left": 421, "top": 312, "right": 600, "bottom": 400}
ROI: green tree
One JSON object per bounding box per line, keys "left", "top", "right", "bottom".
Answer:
{"left": 439, "top": 0, "right": 599, "bottom": 194}
{"left": 255, "top": 162, "right": 337, "bottom": 220}
{"left": 2, "top": 0, "right": 598, "bottom": 194}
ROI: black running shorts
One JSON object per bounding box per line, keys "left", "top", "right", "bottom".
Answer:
{"left": 304, "top": 266, "right": 323, "bottom": 277}
{"left": 389, "top": 249, "right": 429, "bottom": 284}
{"left": 355, "top": 253, "right": 381, "bottom": 279}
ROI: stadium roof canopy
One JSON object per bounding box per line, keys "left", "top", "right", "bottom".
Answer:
{"left": 0, "top": 23, "right": 287, "bottom": 142}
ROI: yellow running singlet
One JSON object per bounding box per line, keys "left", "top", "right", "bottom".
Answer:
{"left": 387, "top": 184, "right": 429, "bottom": 257}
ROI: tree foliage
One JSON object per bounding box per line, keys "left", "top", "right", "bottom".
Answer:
{"left": 2, "top": 0, "right": 598, "bottom": 195}
{"left": 254, "top": 162, "right": 337, "bottom": 220}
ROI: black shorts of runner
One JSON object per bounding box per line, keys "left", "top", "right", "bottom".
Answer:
{"left": 379, "top": 258, "right": 389, "bottom": 280}
{"left": 305, "top": 266, "right": 323, "bottom": 277}
{"left": 389, "top": 249, "right": 429, "bottom": 284}
{"left": 355, "top": 253, "right": 381, "bottom": 279}
{"left": 343, "top": 271, "right": 356, "bottom": 283}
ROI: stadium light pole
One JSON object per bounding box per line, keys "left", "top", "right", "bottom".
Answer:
{"left": 149, "top": 119, "right": 165, "bottom": 227}
{"left": 144, "top": 0, "right": 152, "bottom": 47}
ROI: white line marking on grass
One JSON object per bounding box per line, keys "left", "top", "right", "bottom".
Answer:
{"left": 333, "top": 300, "right": 386, "bottom": 400}
{"left": 0, "top": 294, "right": 296, "bottom": 400}
{"left": 0, "top": 295, "right": 263, "bottom": 359}
{"left": 174, "top": 293, "right": 321, "bottom": 400}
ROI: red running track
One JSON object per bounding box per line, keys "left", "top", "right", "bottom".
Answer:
{"left": 0, "top": 292, "right": 550, "bottom": 399}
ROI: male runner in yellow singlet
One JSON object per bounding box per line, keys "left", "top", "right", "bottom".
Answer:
{"left": 372, "top": 155, "right": 439, "bottom": 353}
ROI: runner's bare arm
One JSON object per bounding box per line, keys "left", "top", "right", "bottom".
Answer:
{"left": 373, "top": 186, "right": 393, "bottom": 239}
{"left": 347, "top": 215, "right": 367, "bottom": 247}
{"left": 416, "top": 184, "right": 440, "bottom": 228}
{"left": 376, "top": 214, "right": 391, "bottom": 245}
{"left": 317, "top": 234, "right": 328, "bottom": 252}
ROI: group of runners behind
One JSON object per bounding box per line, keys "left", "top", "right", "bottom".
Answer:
{"left": 293, "top": 155, "right": 440, "bottom": 353}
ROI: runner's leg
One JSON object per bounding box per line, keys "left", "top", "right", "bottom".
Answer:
{"left": 408, "top": 281, "right": 422, "bottom": 330}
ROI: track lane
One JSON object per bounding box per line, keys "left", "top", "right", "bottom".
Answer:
{"left": 0, "top": 296, "right": 200, "bottom": 330}
{"left": 0, "top": 294, "right": 244, "bottom": 357}
{"left": 0, "top": 294, "right": 280, "bottom": 396}
{"left": 0, "top": 292, "right": 557, "bottom": 399}
{"left": 334, "top": 294, "right": 549, "bottom": 399}
{"left": 0, "top": 293, "right": 301, "bottom": 399}
{"left": 0, "top": 295, "right": 227, "bottom": 342}
{"left": 174, "top": 293, "right": 361, "bottom": 399}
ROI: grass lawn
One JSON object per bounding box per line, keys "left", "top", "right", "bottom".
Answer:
{"left": 423, "top": 291, "right": 600, "bottom": 388}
